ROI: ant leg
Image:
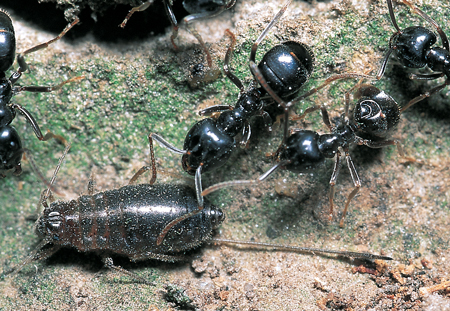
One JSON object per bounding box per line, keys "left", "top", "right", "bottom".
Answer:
{"left": 13, "top": 75, "right": 84, "bottom": 93}
{"left": 119, "top": 1, "right": 154, "bottom": 28}
{"left": 356, "top": 136, "right": 417, "bottom": 163}
{"left": 163, "top": 0, "right": 180, "bottom": 50}
{"left": 201, "top": 162, "right": 283, "bottom": 197}
{"left": 10, "top": 103, "right": 68, "bottom": 143}
{"left": 249, "top": 0, "right": 292, "bottom": 63}
{"left": 289, "top": 73, "right": 374, "bottom": 107}
{"left": 184, "top": 23, "right": 212, "bottom": 67}
{"left": 409, "top": 72, "right": 445, "bottom": 80}
{"left": 129, "top": 134, "right": 159, "bottom": 185}
{"left": 15, "top": 18, "right": 80, "bottom": 75}
{"left": 340, "top": 152, "right": 361, "bottom": 227}
{"left": 129, "top": 252, "right": 186, "bottom": 262}
{"left": 400, "top": 80, "right": 450, "bottom": 112}
{"left": 400, "top": 0, "right": 449, "bottom": 51}
{"left": 292, "top": 105, "right": 333, "bottom": 131}
{"left": 156, "top": 165, "right": 204, "bottom": 246}
{"left": 328, "top": 151, "right": 343, "bottom": 221}
{"left": 224, "top": 29, "right": 245, "bottom": 92}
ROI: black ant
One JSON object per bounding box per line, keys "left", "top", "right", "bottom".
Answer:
{"left": 120, "top": 0, "right": 236, "bottom": 68}
{"left": 0, "top": 9, "right": 82, "bottom": 177}
{"left": 377, "top": 0, "right": 450, "bottom": 111}
{"left": 202, "top": 72, "right": 410, "bottom": 227}
{"left": 147, "top": 0, "right": 318, "bottom": 244}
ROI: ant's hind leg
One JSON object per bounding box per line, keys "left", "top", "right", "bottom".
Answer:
{"left": 328, "top": 151, "right": 343, "bottom": 222}
{"left": 339, "top": 152, "right": 361, "bottom": 227}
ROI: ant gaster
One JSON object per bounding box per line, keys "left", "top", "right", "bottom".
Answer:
{"left": 8, "top": 137, "right": 392, "bottom": 284}
{"left": 377, "top": 0, "right": 450, "bottom": 111}
{"left": 150, "top": 0, "right": 315, "bottom": 244}
{"left": 0, "top": 9, "right": 82, "bottom": 177}
{"left": 120, "top": 0, "right": 237, "bottom": 68}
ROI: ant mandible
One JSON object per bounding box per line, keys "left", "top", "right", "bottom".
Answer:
{"left": 377, "top": 0, "right": 450, "bottom": 111}
{"left": 120, "top": 0, "right": 236, "bottom": 68}
{"left": 0, "top": 9, "right": 82, "bottom": 177}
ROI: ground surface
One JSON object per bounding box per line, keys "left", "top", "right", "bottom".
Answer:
{"left": 0, "top": 0, "right": 449, "bottom": 310}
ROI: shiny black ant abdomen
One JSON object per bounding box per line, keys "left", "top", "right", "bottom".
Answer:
{"left": 256, "top": 41, "right": 314, "bottom": 99}
{"left": 0, "top": 9, "right": 81, "bottom": 177}
{"left": 120, "top": 0, "right": 236, "bottom": 68}
{"left": 377, "top": 0, "right": 450, "bottom": 111}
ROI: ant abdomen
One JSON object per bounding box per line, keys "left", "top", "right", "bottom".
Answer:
{"left": 393, "top": 26, "right": 436, "bottom": 68}
{"left": 352, "top": 85, "right": 400, "bottom": 138}
{"left": 258, "top": 41, "right": 314, "bottom": 98}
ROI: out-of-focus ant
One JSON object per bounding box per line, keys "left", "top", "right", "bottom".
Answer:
{"left": 0, "top": 9, "right": 82, "bottom": 177}
{"left": 120, "top": 0, "right": 236, "bottom": 68}
{"left": 377, "top": 0, "right": 450, "bottom": 111}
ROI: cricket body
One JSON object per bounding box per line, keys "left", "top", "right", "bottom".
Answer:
{"left": 36, "top": 183, "right": 224, "bottom": 262}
